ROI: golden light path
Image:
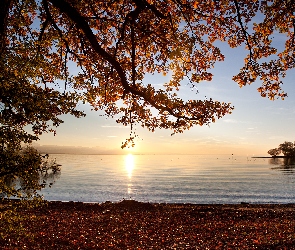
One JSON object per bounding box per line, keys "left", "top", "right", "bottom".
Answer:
{"left": 125, "top": 154, "right": 134, "bottom": 195}
{"left": 125, "top": 154, "right": 134, "bottom": 179}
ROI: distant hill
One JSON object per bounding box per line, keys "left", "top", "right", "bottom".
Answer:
{"left": 32, "top": 144, "right": 122, "bottom": 155}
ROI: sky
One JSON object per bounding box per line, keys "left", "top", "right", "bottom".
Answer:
{"left": 35, "top": 36, "right": 295, "bottom": 156}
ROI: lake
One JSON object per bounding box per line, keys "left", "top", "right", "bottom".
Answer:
{"left": 40, "top": 154, "right": 295, "bottom": 204}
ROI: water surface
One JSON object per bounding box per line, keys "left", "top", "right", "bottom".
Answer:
{"left": 40, "top": 154, "right": 295, "bottom": 204}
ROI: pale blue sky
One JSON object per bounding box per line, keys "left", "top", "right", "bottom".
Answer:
{"left": 36, "top": 37, "right": 295, "bottom": 156}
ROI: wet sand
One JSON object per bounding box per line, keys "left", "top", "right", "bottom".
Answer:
{"left": 1, "top": 200, "right": 295, "bottom": 249}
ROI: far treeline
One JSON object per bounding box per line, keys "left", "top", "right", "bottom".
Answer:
{"left": 268, "top": 141, "right": 295, "bottom": 158}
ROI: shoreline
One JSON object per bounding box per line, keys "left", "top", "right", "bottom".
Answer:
{"left": 2, "top": 197, "right": 295, "bottom": 205}
{"left": 252, "top": 155, "right": 295, "bottom": 158}
{"left": 1, "top": 199, "right": 295, "bottom": 249}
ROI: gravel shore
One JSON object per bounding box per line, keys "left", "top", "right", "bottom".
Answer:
{"left": 1, "top": 200, "right": 295, "bottom": 249}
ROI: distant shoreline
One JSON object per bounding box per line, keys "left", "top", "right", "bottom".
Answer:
{"left": 252, "top": 156, "right": 293, "bottom": 159}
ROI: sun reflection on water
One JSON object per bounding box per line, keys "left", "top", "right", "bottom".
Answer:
{"left": 125, "top": 154, "right": 134, "bottom": 179}
{"left": 127, "top": 183, "right": 132, "bottom": 194}
{"left": 125, "top": 154, "right": 134, "bottom": 196}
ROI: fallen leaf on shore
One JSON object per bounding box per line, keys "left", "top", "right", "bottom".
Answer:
{"left": 1, "top": 201, "right": 295, "bottom": 249}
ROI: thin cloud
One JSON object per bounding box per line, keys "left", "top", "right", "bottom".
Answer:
{"left": 101, "top": 125, "right": 126, "bottom": 128}
{"left": 268, "top": 136, "right": 286, "bottom": 140}
{"left": 222, "top": 119, "right": 238, "bottom": 123}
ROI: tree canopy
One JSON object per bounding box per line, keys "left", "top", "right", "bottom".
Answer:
{"left": 1, "top": 0, "right": 295, "bottom": 149}
{"left": 0, "top": 145, "right": 61, "bottom": 199}
{"left": 268, "top": 141, "right": 295, "bottom": 157}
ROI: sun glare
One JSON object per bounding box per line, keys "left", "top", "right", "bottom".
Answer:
{"left": 125, "top": 154, "right": 134, "bottom": 179}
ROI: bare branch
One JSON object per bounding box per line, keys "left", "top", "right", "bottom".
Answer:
{"left": 233, "top": 0, "right": 253, "bottom": 62}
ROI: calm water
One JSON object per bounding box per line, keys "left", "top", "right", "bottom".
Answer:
{"left": 40, "top": 154, "right": 295, "bottom": 204}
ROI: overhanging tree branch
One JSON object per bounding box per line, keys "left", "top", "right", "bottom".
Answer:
{"left": 48, "top": 0, "right": 132, "bottom": 92}
{"left": 47, "top": 0, "right": 209, "bottom": 121}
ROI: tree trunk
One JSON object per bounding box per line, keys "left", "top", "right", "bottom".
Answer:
{"left": 0, "top": 0, "right": 12, "bottom": 56}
